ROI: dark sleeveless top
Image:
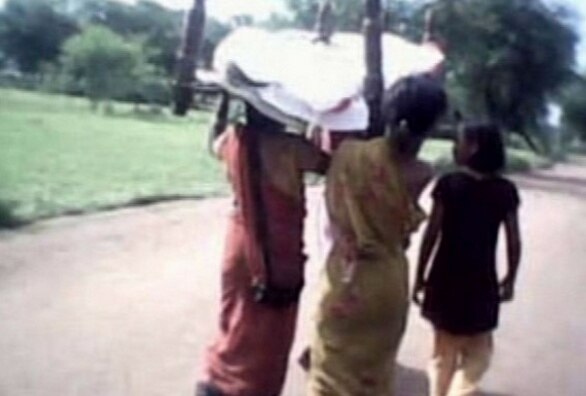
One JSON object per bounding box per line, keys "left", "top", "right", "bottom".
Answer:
{"left": 422, "top": 171, "right": 520, "bottom": 334}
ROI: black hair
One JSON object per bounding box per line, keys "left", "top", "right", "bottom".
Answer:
{"left": 245, "top": 103, "right": 285, "bottom": 132}
{"left": 383, "top": 73, "right": 448, "bottom": 137}
{"left": 462, "top": 123, "right": 506, "bottom": 174}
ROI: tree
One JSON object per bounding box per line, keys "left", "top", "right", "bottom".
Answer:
{"left": 76, "top": 0, "right": 231, "bottom": 76}
{"left": 0, "top": 0, "right": 78, "bottom": 73}
{"left": 61, "top": 25, "right": 151, "bottom": 109}
{"left": 561, "top": 76, "right": 586, "bottom": 143}
{"left": 433, "top": 0, "right": 578, "bottom": 149}
{"left": 76, "top": 0, "right": 183, "bottom": 74}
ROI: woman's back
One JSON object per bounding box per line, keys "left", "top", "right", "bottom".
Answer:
{"left": 434, "top": 171, "right": 519, "bottom": 272}
{"left": 326, "top": 138, "right": 420, "bottom": 255}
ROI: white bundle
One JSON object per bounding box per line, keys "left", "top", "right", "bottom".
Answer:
{"left": 205, "top": 27, "right": 444, "bottom": 131}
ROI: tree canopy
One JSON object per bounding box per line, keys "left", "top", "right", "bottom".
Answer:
{"left": 0, "top": 0, "right": 232, "bottom": 76}
{"left": 0, "top": 0, "right": 78, "bottom": 72}
{"left": 61, "top": 25, "right": 149, "bottom": 107}
{"left": 434, "top": 0, "right": 578, "bottom": 145}
{"left": 75, "top": 0, "right": 183, "bottom": 74}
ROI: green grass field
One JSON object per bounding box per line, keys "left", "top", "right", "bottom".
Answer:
{"left": 0, "top": 89, "right": 225, "bottom": 226}
{"left": 0, "top": 88, "right": 549, "bottom": 227}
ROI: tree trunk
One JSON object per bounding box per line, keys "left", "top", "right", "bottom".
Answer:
{"left": 364, "top": 0, "right": 385, "bottom": 138}
{"left": 173, "top": 0, "right": 206, "bottom": 116}
{"left": 516, "top": 129, "right": 541, "bottom": 153}
{"left": 315, "top": 0, "right": 335, "bottom": 44}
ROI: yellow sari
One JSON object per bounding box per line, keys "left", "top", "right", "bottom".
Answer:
{"left": 308, "top": 138, "right": 423, "bottom": 396}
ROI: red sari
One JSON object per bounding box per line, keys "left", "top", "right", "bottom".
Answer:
{"left": 203, "top": 126, "right": 321, "bottom": 396}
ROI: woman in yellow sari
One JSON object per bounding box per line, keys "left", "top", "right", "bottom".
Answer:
{"left": 308, "top": 75, "right": 447, "bottom": 396}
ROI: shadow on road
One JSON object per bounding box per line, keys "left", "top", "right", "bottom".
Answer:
{"left": 396, "top": 365, "right": 427, "bottom": 395}
{"left": 395, "top": 365, "right": 514, "bottom": 396}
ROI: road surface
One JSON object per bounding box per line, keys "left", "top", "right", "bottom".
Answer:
{"left": 0, "top": 158, "right": 585, "bottom": 396}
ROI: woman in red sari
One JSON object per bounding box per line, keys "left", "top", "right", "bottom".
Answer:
{"left": 197, "top": 104, "right": 329, "bottom": 396}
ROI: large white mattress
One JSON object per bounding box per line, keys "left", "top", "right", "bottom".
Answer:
{"left": 205, "top": 27, "right": 444, "bottom": 131}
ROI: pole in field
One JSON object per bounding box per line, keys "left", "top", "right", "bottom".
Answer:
{"left": 364, "top": 0, "right": 385, "bottom": 137}
{"left": 173, "top": 0, "right": 206, "bottom": 116}
{"left": 423, "top": 5, "right": 436, "bottom": 43}
{"left": 315, "top": 0, "right": 335, "bottom": 44}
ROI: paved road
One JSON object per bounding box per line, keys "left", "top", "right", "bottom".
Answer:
{"left": 0, "top": 158, "right": 585, "bottom": 396}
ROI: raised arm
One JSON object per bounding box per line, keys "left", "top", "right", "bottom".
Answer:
{"left": 500, "top": 210, "right": 522, "bottom": 302}
{"left": 413, "top": 199, "right": 443, "bottom": 305}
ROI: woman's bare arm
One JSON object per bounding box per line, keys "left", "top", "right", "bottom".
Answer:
{"left": 413, "top": 200, "right": 443, "bottom": 304}
{"left": 501, "top": 210, "right": 522, "bottom": 302}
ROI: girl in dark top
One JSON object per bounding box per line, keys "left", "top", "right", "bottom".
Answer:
{"left": 413, "top": 123, "right": 522, "bottom": 396}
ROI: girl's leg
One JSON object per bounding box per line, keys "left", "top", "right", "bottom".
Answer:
{"left": 448, "top": 332, "right": 493, "bottom": 396}
{"left": 428, "top": 329, "right": 460, "bottom": 396}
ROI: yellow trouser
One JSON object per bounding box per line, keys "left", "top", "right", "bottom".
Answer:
{"left": 428, "top": 330, "right": 493, "bottom": 396}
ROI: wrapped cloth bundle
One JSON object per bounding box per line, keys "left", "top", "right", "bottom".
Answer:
{"left": 201, "top": 27, "right": 444, "bottom": 132}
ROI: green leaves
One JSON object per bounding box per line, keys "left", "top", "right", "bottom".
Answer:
{"left": 0, "top": 0, "right": 78, "bottom": 73}
{"left": 61, "top": 25, "right": 151, "bottom": 106}
{"left": 435, "top": 0, "right": 578, "bottom": 137}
